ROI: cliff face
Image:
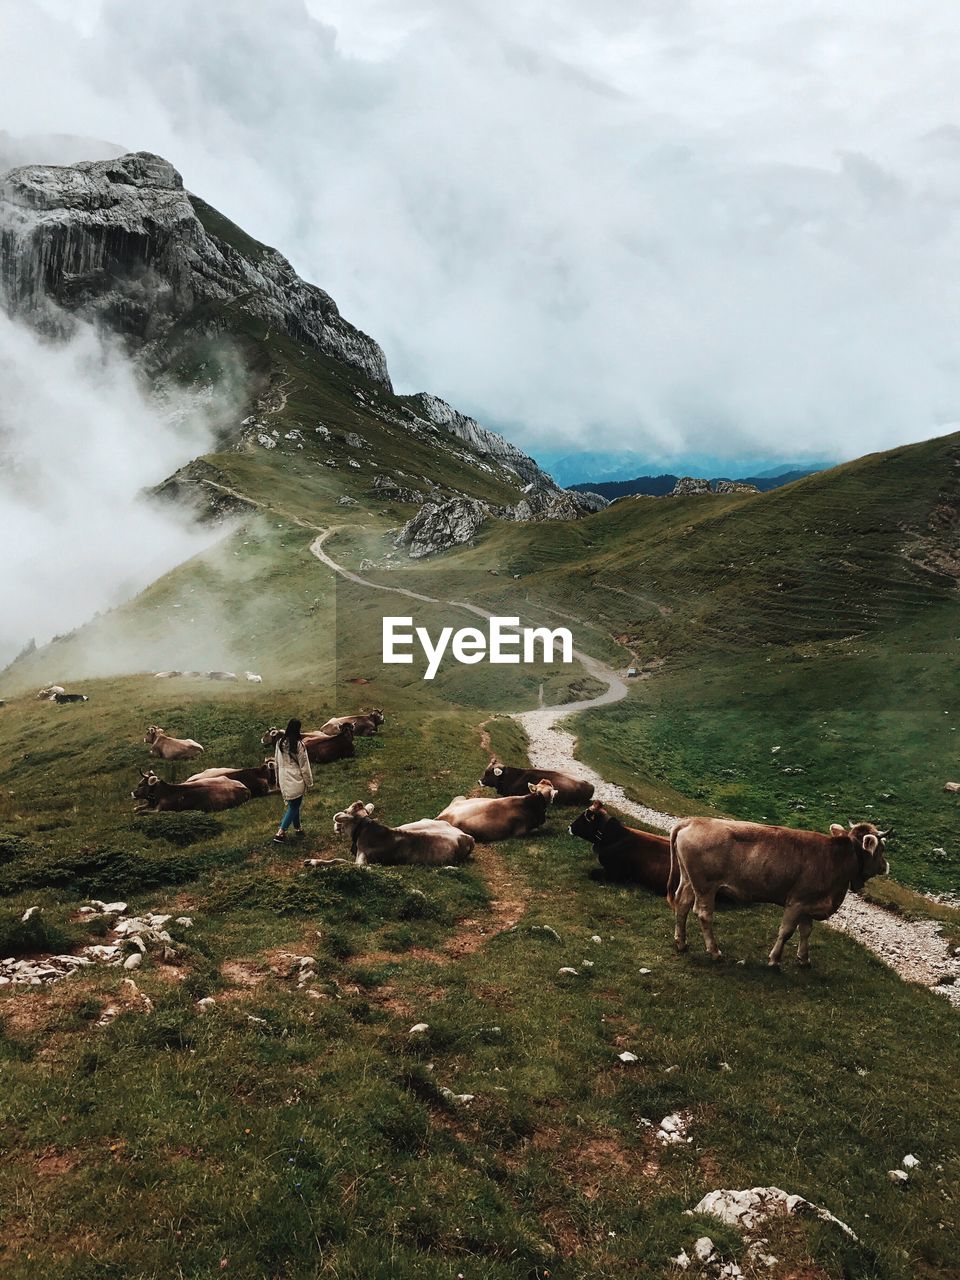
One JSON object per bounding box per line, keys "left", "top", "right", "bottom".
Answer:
{"left": 399, "top": 392, "right": 550, "bottom": 487}
{"left": 0, "top": 151, "right": 391, "bottom": 386}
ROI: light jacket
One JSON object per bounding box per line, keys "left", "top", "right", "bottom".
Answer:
{"left": 274, "top": 738, "right": 314, "bottom": 801}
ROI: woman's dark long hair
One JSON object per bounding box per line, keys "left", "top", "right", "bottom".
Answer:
{"left": 281, "top": 718, "right": 302, "bottom": 756}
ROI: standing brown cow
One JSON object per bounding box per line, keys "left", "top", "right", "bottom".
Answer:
{"left": 669, "top": 817, "right": 891, "bottom": 966}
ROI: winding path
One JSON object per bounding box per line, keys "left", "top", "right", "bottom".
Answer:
{"left": 308, "top": 529, "right": 958, "bottom": 1004}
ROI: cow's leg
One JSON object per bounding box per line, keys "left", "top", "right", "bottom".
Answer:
{"left": 768, "top": 905, "right": 805, "bottom": 966}
{"left": 673, "top": 879, "right": 695, "bottom": 952}
{"left": 795, "top": 917, "right": 814, "bottom": 967}
{"left": 694, "top": 889, "right": 722, "bottom": 960}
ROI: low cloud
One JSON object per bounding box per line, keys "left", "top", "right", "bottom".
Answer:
{"left": 0, "top": 309, "right": 224, "bottom": 667}
{"left": 3, "top": 2, "right": 960, "bottom": 465}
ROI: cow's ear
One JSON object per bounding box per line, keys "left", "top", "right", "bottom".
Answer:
{"left": 862, "top": 833, "right": 878, "bottom": 854}
{"left": 829, "top": 823, "right": 845, "bottom": 837}
{"left": 364, "top": 803, "right": 375, "bottom": 815}
{"left": 528, "top": 783, "right": 538, "bottom": 794}
{"left": 493, "top": 767, "right": 503, "bottom": 776}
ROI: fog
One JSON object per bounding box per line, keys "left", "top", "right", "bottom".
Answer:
{"left": 3, "top": 1, "right": 960, "bottom": 465}
{"left": 0, "top": 309, "right": 228, "bottom": 668}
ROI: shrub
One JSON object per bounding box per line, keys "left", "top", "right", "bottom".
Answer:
{"left": 0, "top": 910, "right": 84, "bottom": 957}
{"left": 138, "top": 812, "right": 222, "bottom": 847}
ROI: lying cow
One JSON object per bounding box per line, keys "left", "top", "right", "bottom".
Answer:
{"left": 479, "top": 756, "right": 594, "bottom": 806}
{"left": 333, "top": 801, "right": 474, "bottom": 866}
{"left": 669, "top": 817, "right": 891, "bottom": 966}
{"left": 320, "top": 708, "right": 384, "bottom": 737}
{"left": 436, "top": 780, "right": 557, "bottom": 842}
{"left": 54, "top": 692, "right": 88, "bottom": 704}
{"left": 207, "top": 670, "right": 238, "bottom": 681}
{"left": 37, "top": 685, "right": 65, "bottom": 700}
{"left": 185, "top": 757, "right": 278, "bottom": 797}
{"left": 570, "top": 801, "right": 676, "bottom": 895}
{"left": 145, "top": 725, "right": 204, "bottom": 761}
{"left": 261, "top": 722, "right": 355, "bottom": 763}
{"left": 132, "top": 770, "right": 251, "bottom": 813}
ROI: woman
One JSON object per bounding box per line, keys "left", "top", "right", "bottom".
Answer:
{"left": 273, "top": 718, "right": 313, "bottom": 842}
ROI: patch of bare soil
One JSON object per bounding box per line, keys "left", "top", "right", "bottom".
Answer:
{"left": 220, "top": 959, "right": 268, "bottom": 988}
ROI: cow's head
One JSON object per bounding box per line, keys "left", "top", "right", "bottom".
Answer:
{"left": 479, "top": 756, "right": 505, "bottom": 788}
{"left": 261, "top": 727, "right": 283, "bottom": 747}
{"left": 132, "top": 769, "right": 161, "bottom": 802}
{"left": 144, "top": 725, "right": 162, "bottom": 743}
{"left": 333, "top": 800, "right": 375, "bottom": 836}
{"left": 528, "top": 779, "right": 558, "bottom": 805}
{"left": 263, "top": 757, "right": 278, "bottom": 784}
{"left": 830, "top": 821, "right": 891, "bottom": 887}
{"left": 368, "top": 708, "right": 385, "bottom": 725}
{"left": 569, "top": 799, "right": 607, "bottom": 841}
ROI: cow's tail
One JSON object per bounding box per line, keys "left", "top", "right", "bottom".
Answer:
{"left": 667, "top": 821, "right": 683, "bottom": 909}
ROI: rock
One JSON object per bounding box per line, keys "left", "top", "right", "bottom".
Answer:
{"left": 97, "top": 1005, "right": 120, "bottom": 1027}
{"left": 531, "top": 925, "right": 562, "bottom": 942}
{"left": 590, "top": 935, "right": 602, "bottom": 943}
{"left": 638, "top": 967, "right": 652, "bottom": 974}
{"left": 395, "top": 497, "right": 490, "bottom": 558}
{"left": 888, "top": 1169, "right": 909, "bottom": 1184}
{"left": 558, "top": 967, "right": 579, "bottom": 976}
{"left": 344, "top": 433, "right": 364, "bottom": 449}
{"left": 671, "top": 476, "right": 711, "bottom": 496}
{"left": 0, "top": 152, "right": 392, "bottom": 387}
{"left": 902, "top": 1154, "right": 920, "bottom": 1169}
{"left": 408, "top": 1023, "right": 429, "bottom": 1035}
{"left": 373, "top": 473, "right": 425, "bottom": 504}
{"left": 123, "top": 952, "right": 143, "bottom": 970}
{"left": 196, "top": 997, "right": 216, "bottom": 1012}
{"left": 618, "top": 1051, "right": 639, "bottom": 1063}
{"left": 507, "top": 481, "right": 608, "bottom": 522}
{"left": 943, "top": 782, "right": 960, "bottom": 793}
{"left": 439, "top": 1087, "right": 475, "bottom": 1105}
{"left": 671, "top": 1250, "right": 691, "bottom": 1270}
{"left": 400, "top": 392, "right": 549, "bottom": 487}
{"left": 714, "top": 480, "right": 758, "bottom": 494}
{"left": 20, "top": 906, "right": 39, "bottom": 922}
{"left": 694, "top": 1237, "right": 716, "bottom": 1262}
{"left": 337, "top": 494, "right": 358, "bottom": 505}
{"left": 174, "top": 916, "right": 194, "bottom": 928}
{"left": 658, "top": 1113, "right": 692, "bottom": 1144}
{"left": 691, "top": 1187, "right": 858, "bottom": 1241}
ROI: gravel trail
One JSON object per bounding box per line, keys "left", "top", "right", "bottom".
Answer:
{"left": 312, "top": 528, "right": 960, "bottom": 1006}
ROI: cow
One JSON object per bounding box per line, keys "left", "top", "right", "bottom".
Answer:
{"left": 569, "top": 801, "right": 677, "bottom": 895}
{"left": 668, "top": 817, "right": 892, "bottom": 967}
{"left": 436, "top": 780, "right": 557, "bottom": 842}
{"left": 132, "top": 770, "right": 251, "bottom": 813}
{"left": 207, "top": 671, "right": 238, "bottom": 681}
{"left": 185, "top": 757, "right": 278, "bottom": 797}
{"left": 244, "top": 672, "right": 263, "bottom": 683}
{"left": 479, "top": 756, "right": 594, "bottom": 806}
{"left": 154, "top": 671, "right": 183, "bottom": 679}
{"left": 144, "top": 725, "right": 204, "bottom": 761}
{"left": 54, "top": 692, "right": 88, "bottom": 703}
{"left": 260, "top": 722, "right": 356, "bottom": 763}
{"left": 320, "top": 708, "right": 385, "bottom": 737}
{"left": 37, "top": 686, "right": 65, "bottom": 700}
{"left": 333, "top": 801, "right": 474, "bottom": 866}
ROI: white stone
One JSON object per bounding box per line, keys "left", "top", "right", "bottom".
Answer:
{"left": 409, "top": 1023, "right": 429, "bottom": 1034}
{"left": 902, "top": 1154, "right": 919, "bottom": 1169}
{"left": 590, "top": 935, "right": 602, "bottom": 943}
{"left": 693, "top": 1237, "right": 715, "bottom": 1262}
{"left": 618, "top": 1051, "right": 638, "bottom": 1063}
{"left": 123, "top": 952, "right": 143, "bottom": 970}
{"left": 888, "top": 1169, "right": 908, "bottom": 1184}
{"left": 558, "top": 967, "right": 579, "bottom": 976}
{"left": 196, "top": 997, "right": 216, "bottom": 1011}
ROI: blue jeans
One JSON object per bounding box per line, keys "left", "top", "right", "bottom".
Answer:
{"left": 279, "top": 795, "right": 303, "bottom": 832}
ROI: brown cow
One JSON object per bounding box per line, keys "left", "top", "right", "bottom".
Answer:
{"left": 333, "top": 801, "right": 474, "bottom": 866}
{"left": 436, "top": 780, "right": 557, "bottom": 843}
{"left": 132, "top": 770, "right": 251, "bottom": 813}
{"left": 320, "top": 708, "right": 385, "bottom": 737}
{"left": 569, "top": 801, "right": 676, "bottom": 895}
{"left": 479, "top": 756, "right": 594, "bottom": 806}
{"left": 260, "top": 722, "right": 355, "bottom": 763}
{"left": 669, "top": 817, "right": 891, "bottom": 966}
{"left": 185, "top": 757, "right": 278, "bottom": 797}
{"left": 145, "top": 725, "right": 204, "bottom": 761}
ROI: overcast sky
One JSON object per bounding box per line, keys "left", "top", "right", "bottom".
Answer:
{"left": 4, "top": 0, "right": 960, "bottom": 466}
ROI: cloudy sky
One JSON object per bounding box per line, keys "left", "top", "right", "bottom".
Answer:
{"left": 4, "top": 0, "right": 960, "bottom": 469}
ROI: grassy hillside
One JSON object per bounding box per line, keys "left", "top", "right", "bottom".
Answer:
{"left": 2, "top": 671, "right": 959, "bottom": 1279}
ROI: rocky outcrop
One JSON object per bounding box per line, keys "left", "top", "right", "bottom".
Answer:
{"left": 395, "top": 497, "right": 489, "bottom": 558}
{"left": 373, "top": 473, "right": 426, "bottom": 504}
{"left": 0, "top": 151, "right": 391, "bottom": 386}
{"left": 508, "top": 481, "right": 608, "bottom": 521}
{"left": 671, "top": 476, "right": 712, "bottom": 496}
{"left": 715, "top": 479, "right": 758, "bottom": 494}
{"left": 400, "top": 392, "right": 550, "bottom": 487}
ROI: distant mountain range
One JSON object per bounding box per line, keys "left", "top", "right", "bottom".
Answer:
{"left": 539, "top": 450, "right": 834, "bottom": 489}
{"left": 570, "top": 466, "right": 824, "bottom": 501}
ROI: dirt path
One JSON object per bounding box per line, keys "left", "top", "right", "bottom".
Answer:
{"left": 305, "top": 531, "right": 960, "bottom": 1004}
